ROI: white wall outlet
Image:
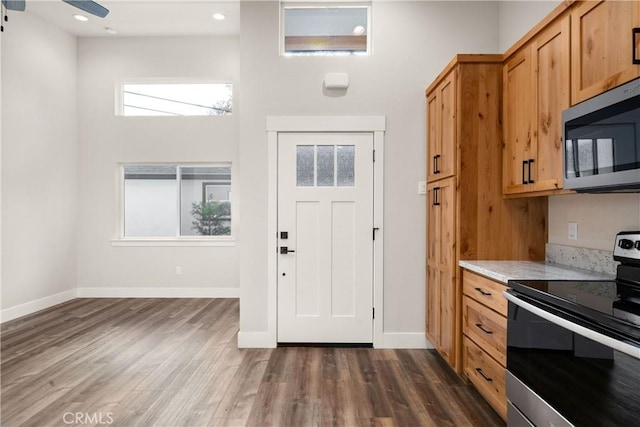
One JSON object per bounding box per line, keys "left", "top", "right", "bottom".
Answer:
{"left": 568, "top": 222, "right": 578, "bottom": 240}
{"left": 175, "top": 266, "right": 182, "bottom": 275}
{"left": 418, "top": 181, "right": 427, "bottom": 195}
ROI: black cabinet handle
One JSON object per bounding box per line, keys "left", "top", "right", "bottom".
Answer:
{"left": 522, "top": 160, "right": 528, "bottom": 184}
{"left": 474, "top": 287, "right": 492, "bottom": 297}
{"left": 528, "top": 158, "right": 535, "bottom": 184}
{"left": 475, "top": 323, "right": 493, "bottom": 334}
{"left": 476, "top": 368, "right": 493, "bottom": 382}
{"left": 434, "top": 154, "right": 441, "bottom": 174}
{"left": 633, "top": 28, "right": 640, "bottom": 65}
{"left": 433, "top": 187, "right": 440, "bottom": 206}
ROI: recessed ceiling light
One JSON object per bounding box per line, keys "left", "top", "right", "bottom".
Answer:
{"left": 212, "top": 13, "right": 225, "bottom": 21}
{"left": 105, "top": 27, "right": 117, "bottom": 35}
{"left": 73, "top": 14, "right": 89, "bottom": 22}
{"left": 353, "top": 25, "right": 365, "bottom": 35}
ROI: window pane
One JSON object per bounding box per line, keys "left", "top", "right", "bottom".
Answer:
{"left": 317, "top": 145, "right": 335, "bottom": 187}
{"left": 297, "top": 146, "right": 315, "bottom": 187}
{"left": 337, "top": 145, "right": 355, "bottom": 186}
{"left": 124, "top": 165, "right": 178, "bottom": 237}
{"left": 180, "top": 166, "right": 232, "bottom": 236}
{"left": 122, "top": 83, "right": 232, "bottom": 116}
{"left": 283, "top": 6, "right": 369, "bottom": 55}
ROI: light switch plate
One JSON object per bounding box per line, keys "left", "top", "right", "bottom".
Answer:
{"left": 418, "top": 181, "right": 427, "bottom": 195}
{"left": 568, "top": 222, "right": 578, "bottom": 240}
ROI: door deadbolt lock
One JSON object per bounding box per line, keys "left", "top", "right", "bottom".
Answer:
{"left": 280, "top": 231, "right": 288, "bottom": 239}
{"left": 280, "top": 246, "right": 295, "bottom": 254}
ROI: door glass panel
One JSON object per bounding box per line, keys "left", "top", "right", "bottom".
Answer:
{"left": 297, "top": 145, "right": 315, "bottom": 186}
{"left": 317, "top": 145, "right": 335, "bottom": 186}
{"left": 337, "top": 145, "right": 355, "bottom": 186}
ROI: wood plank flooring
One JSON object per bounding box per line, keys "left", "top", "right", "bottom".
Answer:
{"left": 1, "top": 298, "right": 504, "bottom": 426}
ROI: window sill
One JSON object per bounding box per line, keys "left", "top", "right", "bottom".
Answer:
{"left": 111, "top": 238, "right": 236, "bottom": 247}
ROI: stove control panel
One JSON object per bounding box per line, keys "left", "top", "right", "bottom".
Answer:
{"left": 614, "top": 231, "right": 640, "bottom": 262}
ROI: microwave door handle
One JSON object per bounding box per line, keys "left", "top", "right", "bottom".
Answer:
{"left": 572, "top": 140, "right": 580, "bottom": 178}
{"left": 591, "top": 139, "right": 599, "bottom": 174}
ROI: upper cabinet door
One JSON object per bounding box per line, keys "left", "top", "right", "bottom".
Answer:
{"left": 426, "top": 71, "right": 456, "bottom": 183}
{"left": 438, "top": 73, "right": 457, "bottom": 180}
{"left": 503, "top": 48, "right": 534, "bottom": 195}
{"left": 530, "top": 15, "right": 570, "bottom": 193}
{"left": 571, "top": 0, "right": 640, "bottom": 105}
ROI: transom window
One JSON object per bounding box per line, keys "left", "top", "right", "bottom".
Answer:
{"left": 122, "top": 164, "right": 232, "bottom": 238}
{"left": 120, "top": 83, "right": 232, "bottom": 116}
{"left": 281, "top": 3, "right": 371, "bottom": 56}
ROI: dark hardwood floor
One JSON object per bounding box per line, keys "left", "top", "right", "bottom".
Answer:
{"left": 1, "top": 298, "right": 504, "bottom": 426}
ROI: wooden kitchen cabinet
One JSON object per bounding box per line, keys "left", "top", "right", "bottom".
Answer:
{"left": 571, "top": 0, "right": 640, "bottom": 105}
{"left": 462, "top": 270, "right": 509, "bottom": 421}
{"left": 503, "top": 15, "right": 570, "bottom": 196}
{"left": 426, "top": 56, "right": 547, "bottom": 374}
{"left": 426, "top": 178, "right": 456, "bottom": 366}
{"left": 426, "top": 71, "right": 456, "bottom": 183}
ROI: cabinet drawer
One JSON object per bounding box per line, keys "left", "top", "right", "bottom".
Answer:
{"left": 462, "top": 271, "right": 507, "bottom": 316}
{"left": 463, "top": 297, "right": 506, "bottom": 365}
{"left": 463, "top": 336, "right": 506, "bottom": 421}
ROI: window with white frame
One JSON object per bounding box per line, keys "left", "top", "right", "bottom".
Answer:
{"left": 120, "top": 83, "right": 232, "bottom": 116}
{"left": 122, "top": 164, "right": 232, "bottom": 238}
{"left": 281, "top": 3, "right": 371, "bottom": 56}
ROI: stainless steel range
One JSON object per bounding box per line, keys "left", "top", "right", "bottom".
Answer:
{"left": 504, "top": 231, "right": 640, "bottom": 426}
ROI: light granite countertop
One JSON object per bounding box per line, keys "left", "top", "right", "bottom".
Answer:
{"left": 459, "top": 260, "right": 615, "bottom": 284}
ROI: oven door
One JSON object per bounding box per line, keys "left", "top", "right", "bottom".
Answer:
{"left": 504, "top": 291, "right": 640, "bottom": 427}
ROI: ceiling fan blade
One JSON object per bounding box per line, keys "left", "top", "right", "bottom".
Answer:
{"left": 1, "top": 0, "right": 26, "bottom": 11}
{"left": 62, "top": 0, "right": 109, "bottom": 18}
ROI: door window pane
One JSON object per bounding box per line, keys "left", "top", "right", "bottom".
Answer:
{"left": 337, "top": 145, "right": 355, "bottom": 186}
{"left": 297, "top": 146, "right": 315, "bottom": 186}
{"left": 317, "top": 145, "right": 335, "bottom": 186}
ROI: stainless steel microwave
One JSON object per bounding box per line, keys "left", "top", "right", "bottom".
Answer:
{"left": 562, "top": 77, "right": 640, "bottom": 192}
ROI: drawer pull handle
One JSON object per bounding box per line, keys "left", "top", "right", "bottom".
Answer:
{"left": 474, "top": 287, "right": 492, "bottom": 297}
{"left": 475, "top": 323, "right": 493, "bottom": 334}
{"left": 476, "top": 367, "right": 493, "bottom": 382}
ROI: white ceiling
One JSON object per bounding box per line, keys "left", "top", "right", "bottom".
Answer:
{"left": 23, "top": 0, "right": 240, "bottom": 37}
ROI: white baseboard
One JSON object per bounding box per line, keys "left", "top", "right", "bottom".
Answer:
{"left": 0, "top": 288, "right": 78, "bottom": 324}
{"left": 76, "top": 287, "right": 239, "bottom": 298}
{"left": 380, "top": 332, "right": 433, "bottom": 349}
{"left": 237, "top": 331, "right": 277, "bottom": 348}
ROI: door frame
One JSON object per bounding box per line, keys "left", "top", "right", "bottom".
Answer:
{"left": 266, "top": 116, "right": 386, "bottom": 348}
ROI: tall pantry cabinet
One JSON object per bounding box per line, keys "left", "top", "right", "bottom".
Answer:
{"left": 425, "top": 56, "right": 548, "bottom": 372}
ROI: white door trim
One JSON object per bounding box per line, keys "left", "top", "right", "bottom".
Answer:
{"left": 266, "top": 116, "right": 385, "bottom": 348}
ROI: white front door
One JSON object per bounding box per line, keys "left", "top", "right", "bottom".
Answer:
{"left": 277, "top": 132, "right": 374, "bottom": 343}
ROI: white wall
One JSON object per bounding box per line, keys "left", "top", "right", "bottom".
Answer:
{"left": 1, "top": 12, "right": 78, "bottom": 312}
{"left": 76, "top": 36, "right": 240, "bottom": 294}
{"left": 498, "top": 0, "right": 561, "bottom": 52}
{"left": 238, "top": 1, "right": 500, "bottom": 342}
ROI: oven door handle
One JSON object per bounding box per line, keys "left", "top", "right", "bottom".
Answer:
{"left": 503, "top": 291, "right": 640, "bottom": 360}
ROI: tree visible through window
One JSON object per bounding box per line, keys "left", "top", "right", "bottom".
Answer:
{"left": 123, "top": 164, "right": 232, "bottom": 238}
